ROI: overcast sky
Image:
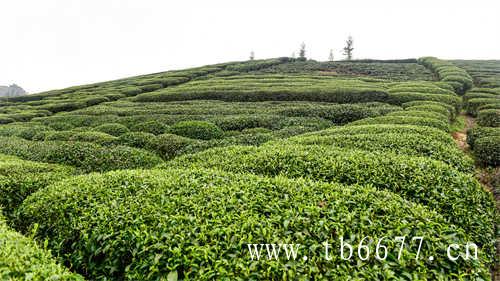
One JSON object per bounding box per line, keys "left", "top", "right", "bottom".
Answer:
{"left": 1, "top": 0, "right": 499, "bottom": 93}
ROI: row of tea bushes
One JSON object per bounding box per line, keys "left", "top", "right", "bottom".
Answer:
{"left": 418, "top": 57, "right": 473, "bottom": 94}
{"left": 287, "top": 130, "right": 472, "bottom": 172}
{"left": 0, "top": 59, "right": 290, "bottom": 122}
{"left": 167, "top": 144, "right": 495, "bottom": 256}
{"left": 15, "top": 168, "right": 490, "bottom": 280}
{"left": 453, "top": 60, "right": 500, "bottom": 88}
{"left": 0, "top": 212, "right": 84, "bottom": 280}
{"left": 246, "top": 59, "right": 435, "bottom": 81}
{"left": 0, "top": 137, "right": 163, "bottom": 173}
{"left": 0, "top": 122, "right": 322, "bottom": 161}
{"left": 463, "top": 89, "right": 500, "bottom": 165}
{"left": 133, "top": 75, "right": 390, "bottom": 103}
{"left": 0, "top": 154, "right": 75, "bottom": 218}
{"left": 65, "top": 100, "right": 401, "bottom": 126}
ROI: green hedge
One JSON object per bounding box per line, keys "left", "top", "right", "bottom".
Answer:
{"left": 69, "top": 131, "right": 118, "bottom": 146}
{"left": 135, "top": 88, "right": 389, "bottom": 103}
{"left": 155, "top": 134, "right": 198, "bottom": 160}
{"left": 404, "top": 105, "right": 452, "bottom": 120}
{"left": 347, "top": 116, "right": 450, "bottom": 132}
{"left": 301, "top": 124, "right": 455, "bottom": 144}
{"left": 386, "top": 110, "right": 449, "bottom": 122}
{"left": 0, "top": 154, "right": 74, "bottom": 217}
{"left": 129, "top": 120, "right": 169, "bottom": 135}
{"left": 418, "top": 57, "right": 473, "bottom": 94}
{"left": 387, "top": 92, "right": 461, "bottom": 110}
{"left": 465, "top": 98, "right": 500, "bottom": 116}
{"left": 402, "top": 100, "right": 456, "bottom": 118}
{"left": 474, "top": 136, "right": 500, "bottom": 166}
{"left": 0, "top": 213, "right": 83, "bottom": 280}
{"left": 0, "top": 137, "right": 162, "bottom": 173}
{"left": 168, "top": 144, "right": 495, "bottom": 255}
{"left": 286, "top": 132, "right": 473, "bottom": 172}
{"left": 168, "top": 121, "right": 224, "bottom": 140}
{"left": 0, "top": 124, "right": 53, "bottom": 140}
{"left": 466, "top": 127, "right": 500, "bottom": 149}
{"left": 117, "top": 132, "right": 158, "bottom": 149}
{"left": 477, "top": 109, "right": 499, "bottom": 127}
{"left": 94, "top": 123, "right": 130, "bottom": 136}
{"left": 16, "top": 168, "right": 490, "bottom": 280}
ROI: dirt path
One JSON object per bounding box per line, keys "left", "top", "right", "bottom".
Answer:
{"left": 451, "top": 113, "right": 499, "bottom": 281}
{"left": 451, "top": 114, "right": 475, "bottom": 152}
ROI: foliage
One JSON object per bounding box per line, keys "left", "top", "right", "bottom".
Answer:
{"left": 168, "top": 121, "right": 224, "bottom": 140}
{"left": 16, "top": 168, "right": 490, "bottom": 280}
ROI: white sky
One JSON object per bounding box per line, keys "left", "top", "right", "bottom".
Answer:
{"left": 1, "top": 0, "right": 499, "bottom": 93}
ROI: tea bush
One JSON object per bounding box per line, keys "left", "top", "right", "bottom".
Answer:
{"left": 129, "top": 120, "right": 168, "bottom": 135}
{"left": 0, "top": 213, "right": 83, "bottom": 280}
{"left": 69, "top": 131, "right": 118, "bottom": 146}
{"left": 387, "top": 110, "right": 449, "bottom": 122}
{"left": 286, "top": 133, "right": 473, "bottom": 172}
{"left": 467, "top": 127, "right": 500, "bottom": 149}
{"left": 387, "top": 92, "right": 461, "bottom": 110}
{"left": 168, "top": 144, "right": 495, "bottom": 254}
{"left": 347, "top": 116, "right": 450, "bottom": 132}
{"left": 0, "top": 137, "right": 162, "bottom": 172}
{"left": 94, "top": 123, "right": 130, "bottom": 136}
{"left": 465, "top": 98, "right": 500, "bottom": 116}
{"left": 474, "top": 136, "right": 500, "bottom": 166}
{"left": 477, "top": 109, "right": 500, "bottom": 127}
{"left": 155, "top": 134, "right": 198, "bottom": 160}
{"left": 16, "top": 168, "right": 490, "bottom": 280}
{"left": 117, "top": 132, "right": 158, "bottom": 149}
{"left": 0, "top": 154, "right": 74, "bottom": 217}
{"left": 168, "top": 121, "right": 224, "bottom": 140}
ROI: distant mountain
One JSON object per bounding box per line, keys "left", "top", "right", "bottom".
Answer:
{"left": 0, "top": 84, "right": 27, "bottom": 97}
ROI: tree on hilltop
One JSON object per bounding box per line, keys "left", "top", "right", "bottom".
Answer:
{"left": 298, "top": 42, "right": 306, "bottom": 61}
{"left": 343, "top": 36, "right": 354, "bottom": 60}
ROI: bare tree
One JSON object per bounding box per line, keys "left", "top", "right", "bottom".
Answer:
{"left": 328, "top": 49, "right": 334, "bottom": 62}
{"left": 343, "top": 36, "right": 354, "bottom": 60}
{"left": 249, "top": 51, "right": 255, "bottom": 60}
{"left": 298, "top": 42, "right": 306, "bottom": 61}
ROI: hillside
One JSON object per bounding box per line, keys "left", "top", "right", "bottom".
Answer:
{"left": 0, "top": 57, "right": 498, "bottom": 280}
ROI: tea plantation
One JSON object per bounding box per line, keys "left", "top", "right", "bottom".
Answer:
{"left": 0, "top": 57, "right": 498, "bottom": 280}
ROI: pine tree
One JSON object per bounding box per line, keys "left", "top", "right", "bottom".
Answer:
{"left": 343, "top": 36, "right": 354, "bottom": 60}
{"left": 298, "top": 42, "right": 306, "bottom": 61}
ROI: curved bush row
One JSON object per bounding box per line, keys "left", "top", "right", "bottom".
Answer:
{"left": 0, "top": 154, "right": 74, "bottom": 218}
{"left": 285, "top": 132, "right": 473, "bottom": 172}
{"left": 300, "top": 124, "right": 455, "bottom": 144}
{"left": 0, "top": 137, "right": 162, "bottom": 173}
{"left": 467, "top": 127, "right": 500, "bottom": 149}
{"left": 474, "top": 136, "right": 500, "bottom": 166}
{"left": 464, "top": 96, "right": 500, "bottom": 117}
{"left": 386, "top": 92, "right": 461, "bottom": 110}
{"left": 135, "top": 87, "right": 389, "bottom": 103}
{"left": 402, "top": 100, "right": 456, "bottom": 119}
{"left": 404, "top": 104, "right": 452, "bottom": 120}
{"left": 168, "top": 121, "right": 224, "bottom": 140}
{"left": 15, "top": 168, "right": 490, "bottom": 280}
{"left": 133, "top": 76, "right": 390, "bottom": 104}
{"left": 347, "top": 116, "right": 450, "bottom": 132}
{"left": 167, "top": 144, "right": 495, "bottom": 255}
{"left": 0, "top": 213, "right": 83, "bottom": 280}
{"left": 386, "top": 110, "right": 449, "bottom": 122}
{"left": 418, "top": 57, "right": 473, "bottom": 94}
{"left": 477, "top": 109, "right": 500, "bottom": 127}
